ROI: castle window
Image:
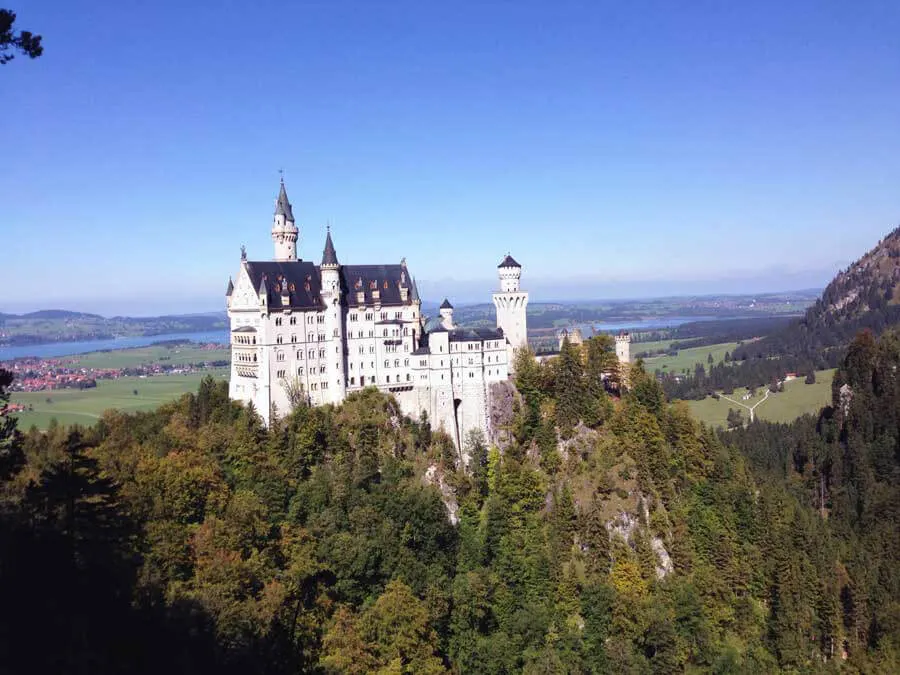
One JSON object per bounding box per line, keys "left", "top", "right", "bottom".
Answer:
{"left": 317, "top": 315, "right": 324, "bottom": 324}
{"left": 275, "top": 317, "right": 282, "bottom": 326}
{"left": 322, "top": 381, "right": 328, "bottom": 389}
{"left": 381, "top": 312, "right": 388, "bottom": 321}
{"left": 365, "top": 313, "right": 373, "bottom": 321}
{"left": 369, "top": 346, "right": 375, "bottom": 354}
{"left": 386, "top": 375, "right": 391, "bottom": 383}
{"left": 276, "top": 335, "right": 283, "bottom": 344}
{"left": 298, "top": 367, "right": 304, "bottom": 375}
{"left": 297, "top": 351, "right": 303, "bottom": 359}
{"left": 277, "top": 369, "right": 285, "bottom": 379}
{"left": 395, "top": 311, "right": 402, "bottom": 319}
{"left": 319, "top": 349, "right": 325, "bottom": 358}
{"left": 359, "top": 346, "right": 364, "bottom": 354}
{"left": 308, "top": 350, "right": 315, "bottom": 359}
{"left": 382, "top": 329, "right": 388, "bottom": 337}
{"left": 350, "top": 313, "right": 357, "bottom": 322}
{"left": 403, "top": 327, "right": 408, "bottom": 336}
{"left": 308, "top": 333, "right": 314, "bottom": 342}
{"left": 404, "top": 359, "right": 409, "bottom": 366}
{"left": 384, "top": 360, "right": 389, "bottom": 368}
{"left": 291, "top": 334, "right": 297, "bottom": 343}
{"left": 277, "top": 351, "right": 285, "bottom": 362}
{"left": 320, "top": 365, "right": 326, "bottom": 374}
{"left": 394, "top": 359, "right": 400, "bottom": 367}
{"left": 333, "top": 328, "right": 339, "bottom": 337}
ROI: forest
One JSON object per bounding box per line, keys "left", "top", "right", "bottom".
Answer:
{"left": 0, "top": 332, "right": 898, "bottom": 673}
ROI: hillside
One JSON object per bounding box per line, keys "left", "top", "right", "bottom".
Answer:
{"left": 733, "top": 225, "right": 900, "bottom": 362}
{"left": 2, "top": 335, "right": 897, "bottom": 672}
{"left": 663, "top": 226, "right": 900, "bottom": 400}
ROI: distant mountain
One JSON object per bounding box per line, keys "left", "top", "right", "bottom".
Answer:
{"left": 17, "top": 309, "right": 105, "bottom": 320}
{"left": 733, "top": 225, "right": 900, "bottom": 362}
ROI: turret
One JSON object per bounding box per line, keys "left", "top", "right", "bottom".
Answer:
{"left": 271, "top": 179, "right": 299, "bottom": 261}
{"left": 497, "top": 254, "right": 522, "bottom": 292}
{"left": 439, "top": 298, "right": 454, "bottom": 330}
{"left": 492, "top": 254, "right": 528, "bottom": 373}
{"left": 320, "top": 228, "right": 346, "bottom": 403}
{"left": 615, "top": 332, "right": 630, "bottom": 364}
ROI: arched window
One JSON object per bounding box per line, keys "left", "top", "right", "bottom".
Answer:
{"left": 384, "top": 360, "right": 389, "bottom": 368}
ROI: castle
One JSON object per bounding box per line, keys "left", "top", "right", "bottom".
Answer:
{"left": 226, "top": 180, "right": 528, "bottom": 451}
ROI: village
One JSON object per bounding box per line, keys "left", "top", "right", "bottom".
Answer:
{"left": 2, "top": 342, "right": 228, "bottom": 395}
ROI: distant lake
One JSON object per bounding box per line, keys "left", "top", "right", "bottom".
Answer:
{"left": 0, "top": 330, "right": 229, "bottom": 362}
{"left": 576, "top": 315, "right": 717, "bottom": 334}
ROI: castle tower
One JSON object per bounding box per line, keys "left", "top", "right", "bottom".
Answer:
{"left": 615, "top": 332, "right": 631, "bottom": 364}
{"left": 439, "top": 298, "right": 454, "bottom": 330}
{"left": 272, "top": 179, "right": 299, "bottom": 261}
{"left": 320, "top": 228, "right": 346, "bottom": 404}
{"left": 492, "top": 254, "right": 528, "bottom": 371}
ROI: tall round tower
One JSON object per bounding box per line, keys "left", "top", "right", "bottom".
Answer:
{"left": 320, "top": 228, "right": 346, "bottom": 404}
{"left": 492, "top": 254, "right": 528, "bottom": 372}
{"left": 272, "top": 179, "right": 299, "bottom": 261}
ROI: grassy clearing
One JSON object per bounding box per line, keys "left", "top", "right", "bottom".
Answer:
{"left": 67, "top": 344, "right": 229, "bottom": 369}
{"left": 10, "top": 369, "right": 229, "bottom": 430}
{"left": 639, "top": 342, "right": 741, "bottom": 375}
{"left": 686, "top": 369, "right": 836, "bottom": 428}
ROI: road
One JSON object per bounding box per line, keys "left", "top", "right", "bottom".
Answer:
{"left": 720, "top": 388, "right": 770, "bottom": 424}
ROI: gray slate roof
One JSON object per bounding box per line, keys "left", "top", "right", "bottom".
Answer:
{"left": 245, "top": 260, "right": 322, "bottom": 310}
{"left": 498, "top": 254, "right": 521, "bottom": 268}
{"left": 340, "top": 264, "right": 413, "bottom": 307}
{"left": 440, "top": 298, "right": 453, "bottom": 309}
{"left": 274, "top": 181, "right": 294, "bottom": 221}
{"left": 448, "top": 327, "right": 504, "bottom": 342}
{"left": 322, "top": 230, "right": 338, "bottom": 266}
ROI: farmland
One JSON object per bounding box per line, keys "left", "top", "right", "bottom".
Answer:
{"left": 686, "top": 369, "right": 836, "bottom": 429}
{"left": 10, "top": 370, "right": 229, "bottom": 430}
{"left": 638, "top": 341, "right": 741, "bottom": 375}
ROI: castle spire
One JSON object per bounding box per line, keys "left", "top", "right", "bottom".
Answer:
{"left": 271, "top": 178, "right": 299, "bottom": 261}
{"left": 274, "top": 177, "right": 294, "bottom": 221}
{"left": 321, "top": 226, "right": 339, "bottom": 267}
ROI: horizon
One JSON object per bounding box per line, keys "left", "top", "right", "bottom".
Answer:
{"left": 1, "top": 284, "right": 823, "bottom": 319}
{"left": 4, "top": 1, "right": 900, "bottom": 313}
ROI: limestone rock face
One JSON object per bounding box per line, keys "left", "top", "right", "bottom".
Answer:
{"left": 488, "top": 380, "right": 519, "bottom": 450}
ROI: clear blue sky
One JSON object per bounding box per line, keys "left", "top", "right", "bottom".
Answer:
{"left": 3, "top": 0, "right": 900, "bottom": 314}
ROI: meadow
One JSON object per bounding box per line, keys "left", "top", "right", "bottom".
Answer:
{"left": 67, "top": 343, "right": 229, "bottom": 369}
{"left": 11, "top": 369, "right": 229, "bottom": 430}
{"left": 686, "top": 369, "right": 836, "bottom": 428}
{"left": 637, "top": 341, "right": 741, "bottom": 375}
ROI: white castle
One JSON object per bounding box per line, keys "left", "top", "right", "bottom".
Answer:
{"left": 226, "top": 180, "right": 528, "bottom": 449}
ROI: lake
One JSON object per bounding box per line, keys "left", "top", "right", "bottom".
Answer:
{"left": 575, "top": 315, "right": 717, "bottom": 334}
{"left": 0, "top": 330, "right": 229, "bottom": 362}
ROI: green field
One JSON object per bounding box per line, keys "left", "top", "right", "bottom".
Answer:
{"left": 11, "top": 370, "right": 229, "bottom": 430}
{"left": 686, "top": 369, "right": 836, "bottom": 429}
{"left": 638, "top": 342, "right": 740, "bottom": 375}
{"left": 66, "top": 344, "right": 229, "bottom": 369}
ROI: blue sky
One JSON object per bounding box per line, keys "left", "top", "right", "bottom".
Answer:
{"left": 3, "top": 0, "right": 900, "bottom": 315}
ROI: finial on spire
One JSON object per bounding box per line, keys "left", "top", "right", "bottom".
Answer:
{"left": 240, "top": 244, "right": 247, "bottom": 261}
{"left": 278, "top": 168, "right": 284, "bottom": 184}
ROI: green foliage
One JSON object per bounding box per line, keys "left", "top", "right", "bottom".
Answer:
{"left": 1, "top": 331, "right": 898, "bottom": 672}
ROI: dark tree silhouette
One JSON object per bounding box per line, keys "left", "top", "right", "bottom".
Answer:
{"left": 0, "top": 9, "right": 42, "bottom": 64}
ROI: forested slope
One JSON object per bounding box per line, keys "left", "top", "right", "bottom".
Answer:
{"left": 664, "top": 226, "right": 900, "bottom": 399}
{"left": 0, "top": 334, "right": 897, "bottom": 673}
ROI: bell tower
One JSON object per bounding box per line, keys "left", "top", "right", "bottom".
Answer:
{"left": 492, "top": 254, "right": 528, "bottom": 372}
{"left": 271, "top": 178, "right": 299, "bottom": 261}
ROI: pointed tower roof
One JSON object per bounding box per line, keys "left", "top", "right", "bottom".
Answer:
{"left": 410, "top": 277, "right": 420, "bottom": 303}
{"left": 258, "top": 276, "right": 268, "bottom": 296}
{"left": 440, "top": 298, "right": 453, "bottom": 310}
{"left": 498, "top": 254, "right": 521, "bottom": 268}
{"left": 274, "top": 179, "right": 294, "bottom": 221}
{"left": 226, "top": 277, "right": 234, "bottom": 297}
{"left": 321, "top": 227, "right": 339, "bottom": 266}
